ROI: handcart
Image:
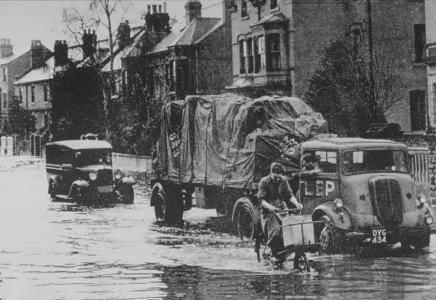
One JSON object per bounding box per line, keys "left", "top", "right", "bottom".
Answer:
{"left": 255, "top": 209, "right": 323, "bottom": 271}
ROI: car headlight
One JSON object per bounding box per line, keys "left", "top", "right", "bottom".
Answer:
{"left": 114, "top": 171, "right": 122, "bottom": 180}
{"left": 334, "top": 198, "right": 343, "bottom": 208}
{"left": 417, "top": 194, "right": 427, "bottom": 204}
{"left": 425, "top": 216, "right": 434, "bottom": 225}
{"left": 89, "top": 172, "right": 97, "bottom": 181}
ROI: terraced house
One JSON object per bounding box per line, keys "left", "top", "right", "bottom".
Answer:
{"left": 0, "top": 39, "right": 51, "bottom": 132}
{"left": 103, "top": 0, "right": 232, "bottom": 102}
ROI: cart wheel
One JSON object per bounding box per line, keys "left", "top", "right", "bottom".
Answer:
{"left": 237, "top": 203, "right": 256, "bottom": 241}
{"left": 319, "top": 220, "right": 335, "bottom": 254}
{"left": 294, "top": 251, "right": 310, "bottom": 272}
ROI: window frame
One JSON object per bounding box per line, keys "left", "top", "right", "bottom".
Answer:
{"left": 239, "top": 40, "right": 246, "bottom": 74}
{"left": 270, "top": 0, "right": 278, "bottom": 10}
{"left": 43, "top": 83, "right": 48, "bottom": 103}
{"left": 247, "top": 38, "right": 254, "bottom": 74}
{"left": 254, "top": 35, "right": 265, "bottom": 73}
{"left": 3, "top": 92, "right": 7, "bottom": 109}
{"left": 414, "top": 24, "right": 426, "bottom": 63}
{"left": 31, "top": 85, "right": 35, "bottom": 104}
{"left": 267, "top": 33, "right": 281, "bottom": 71}
{"left": 241, "top": 0, "right": 248, "bottom": 18}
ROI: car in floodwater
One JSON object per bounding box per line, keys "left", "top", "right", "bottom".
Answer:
{"left": 302, "top": 138, "right": 435, "bottom": 251}
{"left": 46, "top": 140, "right": 135, "bottom": 204}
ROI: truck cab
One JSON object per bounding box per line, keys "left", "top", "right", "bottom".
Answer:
{"left": 301, "top": 138, "right": 434, "bottom": 251}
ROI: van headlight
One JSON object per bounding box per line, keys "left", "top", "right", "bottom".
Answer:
{"left": 334, "top": 198, "right": 343, "bottom": 208}
{"left": 425, "top": 216, "right": 434, "bottom": 225}
{"left": 417, "top": 194, "right": 427, "bottom": 204}
{"left": 114, "top": 171, "right": 122, "bottom": 180}
{"left": 89, "top": 172, "right": 97, "bottom": 181}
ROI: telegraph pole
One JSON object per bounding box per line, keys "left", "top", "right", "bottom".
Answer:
{"left": 367, "top": 0, "right": 376, "bottom": 118}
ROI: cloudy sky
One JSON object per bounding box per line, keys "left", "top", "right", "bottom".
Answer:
{"left": 0, "top": 0, "right": 222, "bottom": 56}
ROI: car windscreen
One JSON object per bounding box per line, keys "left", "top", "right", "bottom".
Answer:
{"left": 74, "top": 150, "right": 111, "bottom": 167}
{"left": 342, "top": 150, "right": 408, "bottom": 175}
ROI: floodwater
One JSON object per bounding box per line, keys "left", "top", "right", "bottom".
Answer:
{"left": 0, "top": 160, "right": 436, "bottom": 299}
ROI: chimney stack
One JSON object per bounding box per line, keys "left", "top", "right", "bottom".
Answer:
{"left": 185, "top": 0, "right": 202, "bottom": 26}
{"left": 54, "top": 40, "right": 68, "bottom": 67}
{"left": 117, "top": 21, "right": 131, "bottom": 48}
{"left": 30, "top": 40, "right": 44, "bottom": 69}
{"left": 0, "top": 39, "right": 13, "bottom": 58}
{"left": 82, "top": 29, "right": 97, "bottom": 59}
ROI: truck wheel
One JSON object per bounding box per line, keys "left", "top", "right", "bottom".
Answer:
{"left": 236, "top": 203, "right": 256, "bottom": 241}
{"left": 154, "top": 184, "right": 184, "bottom": 225}
{"left": 402, "top": 231, "right": 431, "bottom": 250}
{"left": 154, "top": 192, "right": 165, "bottom": 221}
{"left": 319, "top": 218, "right": 335, "bottom": 254}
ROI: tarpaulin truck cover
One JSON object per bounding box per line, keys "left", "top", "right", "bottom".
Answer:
{"left": 155, "top": 93, "right": 327, "bottom": 188}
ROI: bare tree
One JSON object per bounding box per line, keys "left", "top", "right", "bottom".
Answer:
{"left": 305, "top": 39, "right": 404, "bottom": 136}
{"left": 62, "top": 0, "right": 132, "bottom": 137}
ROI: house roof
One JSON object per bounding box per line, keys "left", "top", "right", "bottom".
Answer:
{"left": 101, "top": 26, "right": 145, "bottom": 72}
{"left": 250, "top": 13, "right": 287, "bottom": 28}
{"left": 14, "top": 56, "right": 55, "bottom": 85}
{"left": 0, "top": 54, "right": 17, "bottom": 66}
{"left": 170, "top": 17, "right": 221, "bottom": 46}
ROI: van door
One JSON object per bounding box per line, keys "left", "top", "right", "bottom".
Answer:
{"left": 299, "top": 149, "right": 340, "bottom": 214}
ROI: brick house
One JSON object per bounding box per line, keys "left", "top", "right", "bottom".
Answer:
{"left": 104, "top": 0, "right": 232, "bottom": 102}
{"left": 0, "top": 39, "right": 51, "bottom": 132}
{"left": 13, "top": 32, "right": 102, "bottom": 133}
{"left": 424, "top": 0, "right": 436, "bottom": 131}
{"left": 227, "top": 0, "right": 427, "bottom": 133}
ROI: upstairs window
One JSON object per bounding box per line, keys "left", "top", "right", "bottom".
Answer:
{"left": 254, "top": 35, "right": 265, "bottom": 73}
{"left": 247, "top": 38, "right": 253, "bottom": 73}
{"left": 414, "top": 24, "right": 426, "bottom": 63}
{"left": 44, "top": 111, "right": 48, "bottom": 127}
{"left": 267, "top": 34, "right": 281, "bottom": 71}
{"left": 43, "top": 83, "right": 48, "bottom": 102}
{"left": 31, "top": 85, "right": 35, "bottom": 104}
{"left": 239, "top": 40, "right": 246, "bottom": 74}
{"left": 241, "top": 0, "right": 248, "bottom": 18}
{"left": 270, "top": 0, "right": 278, "bottom": 10}
{"left": 3, "top": 93, "right": 6, "bottom": 109}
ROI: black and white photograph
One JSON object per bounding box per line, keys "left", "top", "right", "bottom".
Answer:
{"left": 0, "top": 0, "right": 435, "bottom": 299}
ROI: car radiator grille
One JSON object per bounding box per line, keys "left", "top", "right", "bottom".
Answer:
{"left": 97, "top": 169, "right": 113, "bottom": 186}
{"left": 369, "top": 177, "right": 403, "bottom": 229}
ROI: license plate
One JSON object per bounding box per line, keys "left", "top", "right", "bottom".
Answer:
{"left": 371, "top": 227, "right": 387, "bottom": 244}
{"left": 97, "top": 185, "right": 113, "bottom": 193}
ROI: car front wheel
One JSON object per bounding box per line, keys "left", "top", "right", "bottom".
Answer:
{"left": 121, "top": 186, "right": 134, "bottom": 204}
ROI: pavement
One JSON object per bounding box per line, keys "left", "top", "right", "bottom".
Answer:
{"left": 0, "top": 155, "right": 44, "bottom": 171}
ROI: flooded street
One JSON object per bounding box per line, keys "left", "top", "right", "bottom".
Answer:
{"left": 1, "top": 161, "right": 436, "bottom": 299}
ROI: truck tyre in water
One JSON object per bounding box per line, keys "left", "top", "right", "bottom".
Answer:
{"left": 402, "top": 231, "right": 431, "bottom": 250}
{"left": 319, "top": 217, "right": 335, "bottom": 254}
{"left": 153, "top": 183, "right": 184, "bottom": 225}
{"left": 154, "top": 192, "right": 165, "bottom": 221}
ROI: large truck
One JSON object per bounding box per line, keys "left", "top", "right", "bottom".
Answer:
{"left": 148, "top": 94, "right": 434, "bottom": 251}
